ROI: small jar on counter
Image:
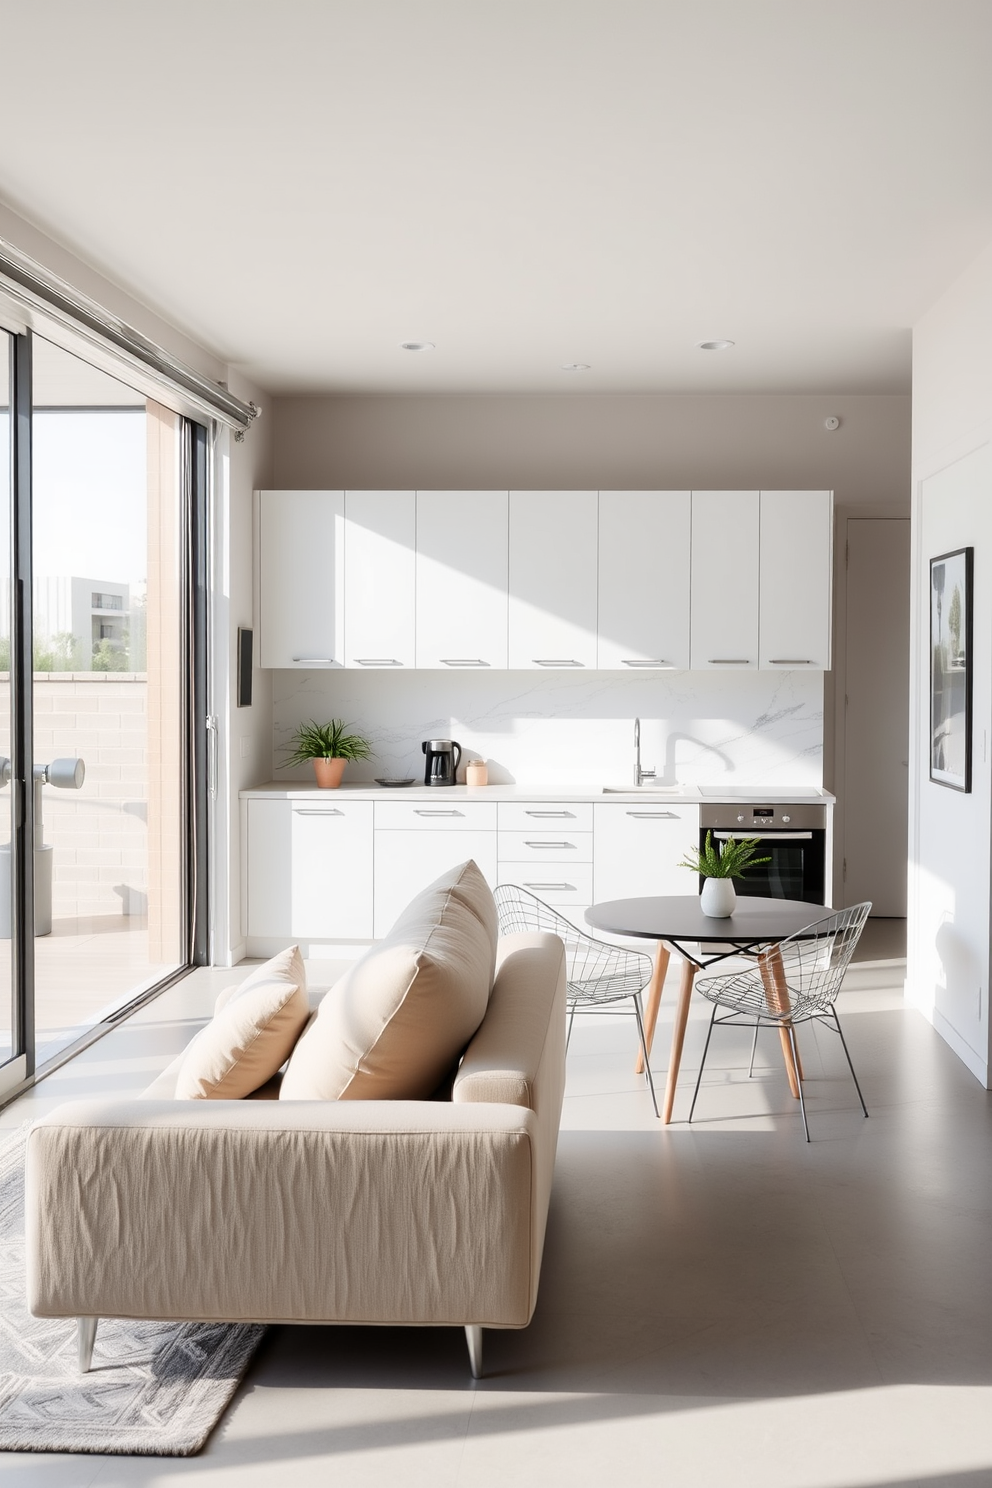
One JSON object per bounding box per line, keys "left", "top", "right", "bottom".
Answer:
{"left": 465, "top": 759, "right": 489, "bottom": 787}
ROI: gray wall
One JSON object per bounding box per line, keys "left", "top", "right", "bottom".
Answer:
{"left": 273, "top": 393, "right": 910, "bottom": 506}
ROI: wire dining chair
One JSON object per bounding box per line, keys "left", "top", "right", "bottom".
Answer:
{"left": 687, "top": 901, "right": 872, "bottom": 1141}
{"left": 494, "top": 883, "right": 659, "bottom": 1117}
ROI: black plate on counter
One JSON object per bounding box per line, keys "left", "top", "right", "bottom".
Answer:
{"left": 375, "top": 777, "right": 417, "bottom": 788}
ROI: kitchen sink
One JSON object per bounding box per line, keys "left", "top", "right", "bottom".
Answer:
{"left": 601, "top": 784, "right": 686, "bottom": 794}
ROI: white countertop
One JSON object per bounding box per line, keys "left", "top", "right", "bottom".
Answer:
{"left": 240, "top": 782, "right": 835, "bottom": 805}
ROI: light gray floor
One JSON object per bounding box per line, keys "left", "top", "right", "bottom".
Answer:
{"left": 3, "top": 944, "right": 992, "bottom": 1487}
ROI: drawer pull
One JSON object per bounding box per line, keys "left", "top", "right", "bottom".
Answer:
{"left": 292, "top": 656, "right": 336, "bottom": 664}
{"left": 523, "top": 882, "right": 575, "bottom": 891}
{"left": 524, "top": 810, "right": 574, "bottom": 818}
{"left": 621, "top": 659, "right": 672, "bottom": 667}
{"left": 524, "top": 841, "right": 575, "bottom": 849}
{"left": 414, "top": 809, "right": 464, "bottom": 817}
{"left": 294, "top": 808, "right": 344, "bottom": 816}
{"left": 707, "top": 658, "right": 750, "bottom": 665}
{"left": 768, "top": 659, "right": 815, "bottom": 666}
{"left": 626, "top": 810, "right": 678, "bottom": 819}
{"left": 355, "top": 658, "right": 402, "bottom": 666}
{"left": 440, "top": 658, "right": 489, "bottom": 667}
{"left": 533, "top": 659, "right": 583, "bottom": 667}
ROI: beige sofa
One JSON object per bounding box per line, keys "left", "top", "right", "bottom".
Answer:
{"left": 25, "top": 928, "right": 566, "bottom": 1380}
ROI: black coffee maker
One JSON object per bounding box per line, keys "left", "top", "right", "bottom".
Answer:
{"left": 422, "top": 738, "right": 462, "bottom": 787}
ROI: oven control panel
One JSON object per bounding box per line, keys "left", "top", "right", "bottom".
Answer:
{"left": 699, "top": 803, "right": 826, "bottom": 831}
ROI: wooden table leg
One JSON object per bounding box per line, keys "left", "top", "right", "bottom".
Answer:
{"left": 635, "top": 941, "right": 670, "bottom": 1074}
{"left": 661, "top": 957, "right": 697, "bottom": 1124}
{"left": 758, "top": 946, "right": 803, "bottom": 1098}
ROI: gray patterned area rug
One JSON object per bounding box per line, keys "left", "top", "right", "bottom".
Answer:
{"left": 0, "top": 1127, "right": 265, "bottom": 1455}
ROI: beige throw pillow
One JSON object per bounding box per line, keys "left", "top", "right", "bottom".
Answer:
{"left": 280, "top": 860, "right": 497, "bottom": 1101}
{"left": 175, "top": 945, "right": 310, "bottom": 1100}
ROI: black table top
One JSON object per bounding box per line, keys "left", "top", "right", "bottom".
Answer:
{"left": 585, "top": 894, "right": 831, "bottom": 947}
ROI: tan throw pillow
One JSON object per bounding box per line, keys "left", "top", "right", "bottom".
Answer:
{"left": 280, "top": 860, "right": 497, "bottom": 1101}
{"left": 175, "top": 946, "right": 310, "bottom": 1099}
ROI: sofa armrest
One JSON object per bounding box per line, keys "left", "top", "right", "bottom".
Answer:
{"left": 26, "top": 1098, "right": 539, "bottom": 1329}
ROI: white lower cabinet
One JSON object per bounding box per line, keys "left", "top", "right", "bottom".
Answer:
{"left": 593, "top": 803, "right": 698, "bottom": 901}
{"left": 373, "top": 801, "right": 498, "bottom": 937}
{"left": 246, "top": 799, "right": 374, "bottom": 939}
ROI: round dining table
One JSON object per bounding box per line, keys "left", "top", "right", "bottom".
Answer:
{"left": 584, "top": 894, "right": 832, "bottom": 1123}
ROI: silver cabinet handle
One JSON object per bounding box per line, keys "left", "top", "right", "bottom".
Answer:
{"left": 708, "top": 659, "right": 750, "bottom": 665}
{"left": 533, "top": 659, "right": 583, "bottom": 667}
{"left": 626, "top": 810, "right": 678, "bottom": 818}
{"left": 355, "top": 658, "right": 402, "bottom": 666}
{"left": 713, "top": 830, "right": 813, "bottom": 840}
{"left": 292, "top": 656, "right": 336, "bottom": 664}
{"left": 524, "top": 840, "right": 575, "bottom": 849}
{"left": 525, "top": 810, "right": 574, "bottom": 818}
{"left": 294, "top": 807, "right": 344, "bottom": 816}
{"left": 768, "top": 659, "right": 815, "bottom": 665}
{"left": 622, "top": 659, "right": 672, "bottom": 667}
{"left": 414, "top": 809, "right": 464, "bottom": 817}
{"left": 523, "top": 882, "right": 575, "bottom": 891}
{"left": 440, "top": 658, "right": 489, "bottom": 667}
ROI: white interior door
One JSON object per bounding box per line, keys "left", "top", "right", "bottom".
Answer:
{"left": 843, "top": 517, "right": 910, "bottom": 915}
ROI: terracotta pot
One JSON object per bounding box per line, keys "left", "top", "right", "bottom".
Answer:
{"left": 700, "top": 877, "right": 736, "bottom": 918}
{"left": 312, "top": 756, "right": 346, "bottom": 789}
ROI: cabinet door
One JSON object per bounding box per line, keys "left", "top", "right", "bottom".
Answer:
{"left": 416, "top": 491, "right": 508, "bottom": 669}
{"left": 246, "top": 799, "right": 373, "bottom": 938}
{"left": 508, "top": 491, "right": 598, "bottom": 668}
{"left": 759, "top": 490, "right": 833, "bottom": 670}
{"left": 598, "top": 492, "right": 691, "bottom": 669}
{"left": 374, "top": 829, "right": 498, "bottom": 937}
{"left": 257, "top": 491, "right": 344, "bottom": 669}
{"left": 593, "top": 804, "right": 698, "bottom": 901}
{"left": 344, "top": 491, "right": 416, "bottom": 669}
{"left": 689, "top": 491, "right": 759, "bottom": 669}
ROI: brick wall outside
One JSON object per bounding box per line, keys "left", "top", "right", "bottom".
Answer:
{"left": 5, "top": 674, "right": 149, "bottom": 921}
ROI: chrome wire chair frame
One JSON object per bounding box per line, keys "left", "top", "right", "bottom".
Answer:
{"left": 687, "top": 901, "right": 872, "bottom": 1142}
{"left": 494, "top": 884, "right": 659, "bottom": 1117}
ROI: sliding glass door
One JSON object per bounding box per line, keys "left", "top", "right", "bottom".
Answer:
{"left": 28, "top": 339, "right": 192, "bottom": 1064}
{"left": 0, "top": 333, "right": 15, "bottom": 1082}
{"left": 0, "top": 328, "right": 202, "bottom": 1084}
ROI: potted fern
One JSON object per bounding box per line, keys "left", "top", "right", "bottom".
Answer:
{"left": 678, "top": 831, "right": 771, "bottom": 917}
{"left": 283, "top": 718, "right": 374, "bottom": 788}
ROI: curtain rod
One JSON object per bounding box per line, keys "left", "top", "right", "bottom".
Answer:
{"left": 0, "top": 237, "right": 258, "bottom": 434}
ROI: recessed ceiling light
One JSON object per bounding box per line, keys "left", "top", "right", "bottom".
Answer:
{"left": 697, "top": 340, "right": 735, "bottom": 352}
{"left": 562, "top": 363, "right": 591, "bottom": 372}
{"left": 400, "top": 340, "right": 435, "bottom": 352}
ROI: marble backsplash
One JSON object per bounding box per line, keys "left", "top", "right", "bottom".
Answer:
{"left": 271, "top": 669, "right": 823, "bottom": 789}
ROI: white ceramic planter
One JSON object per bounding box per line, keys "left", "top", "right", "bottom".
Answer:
{"left": 700, "top": 877, "right": 736, "bottom": 917}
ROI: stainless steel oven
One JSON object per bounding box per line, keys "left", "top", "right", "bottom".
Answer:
{"left": 699, "top": 804, "right": 827, "bottom": 905}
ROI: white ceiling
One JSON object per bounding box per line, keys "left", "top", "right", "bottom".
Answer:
{"left": 0, "top": 1, "right": 990, "bottom": 396}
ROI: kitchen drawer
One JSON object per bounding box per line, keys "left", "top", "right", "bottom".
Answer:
{"left": 498, "top": 830, "right": 593, "bottom": 863}
{"left": 496, "top": 861, "right": 593, "bottom": 904}
{"left": 374, "top": 800, "right": 498, "bottom": 831}
{"left": 375, "top": 829, "right": 497, "bottom": 935}
{"left": 497, "top": 802, "right": 593, "bottom": 831}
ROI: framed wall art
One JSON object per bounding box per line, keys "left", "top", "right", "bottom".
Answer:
{"left": 930, "top": 546, "right": 973, "bottom": 792}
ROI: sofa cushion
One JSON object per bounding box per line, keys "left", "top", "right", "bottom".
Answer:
{"left": 280, "top": 860, "right": 497, "bottom": 1101}
{"left": 175, "top": 946, "right": 310, "bottom": 1100}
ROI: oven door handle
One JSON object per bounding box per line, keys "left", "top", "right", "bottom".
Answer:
{"left": 713, "top": 830, "right": 814, "bottom": 841}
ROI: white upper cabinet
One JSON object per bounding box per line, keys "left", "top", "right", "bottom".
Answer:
{"left": 759, "top": 491, "right": 833, "bottom": 670}
{"left": 689, "top": 490, "right": 760, "bottom": 670}
{"left": 257, "top": 490, "right": 345, "bottom": 669}
{"left": 508, "top": 491, "right": 598, "bottom": 669}
{"left": 598, "top": 491, "right": 691, "bottom": 669}
{"left": 344, "top": 491, "right": 416, "bottom": 669}
{"left": 416, "top": 491, "right": 508, "bottom": 669}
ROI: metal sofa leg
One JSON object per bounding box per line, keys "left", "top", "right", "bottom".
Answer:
{"left": 465, "top": 1324, "right": 483, "bottom": 1379}
{"left": 78, "top": 1317, "right": 98, "bottom": 1373}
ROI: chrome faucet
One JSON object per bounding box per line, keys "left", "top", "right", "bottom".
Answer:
{"left": 633, "top": 718, "right": 656, "bottom": 786}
